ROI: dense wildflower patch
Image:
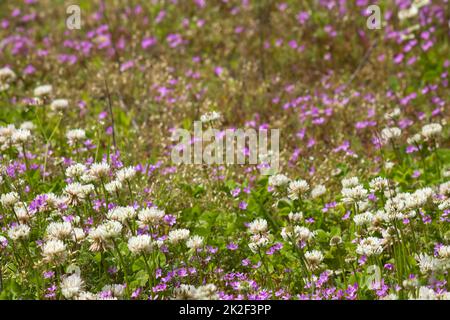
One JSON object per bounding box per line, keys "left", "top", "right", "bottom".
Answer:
{"left": 0, "top": 0, "right": 449, "bottom": 300}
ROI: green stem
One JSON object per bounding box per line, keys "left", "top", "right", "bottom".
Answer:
{"left": 112, "top": 239, "right": 130, "bottom": 296}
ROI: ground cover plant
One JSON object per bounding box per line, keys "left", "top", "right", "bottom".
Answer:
{"left": 0, "top": 0, "right": 449, "bottom": 300}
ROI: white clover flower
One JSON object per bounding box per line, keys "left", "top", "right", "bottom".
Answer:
{"left": 402, "top": 274, "right": 419, "bottom": 290}
{"left": 381, "top": 127, "right": 402, "bottom": 143}
{"left": 155, "top": 239, "right": 165, "bottom": 248}
{"left": 381, "top": 293, "right": 399, "bottom": 300}
{"left": 384, "top": 108, "right": 401, "bottom": 119}
{"left": 438, "top": 246, "right": 450, "bottom": 259}
{"left": 107, "top": 206, "right": 136, "bottom": 223}
{"left": 280, "top": 227, "right": 293, "bottom": 241}
{"left": 421, "top": 123, "right": 442, "bottom": 139}
{"left": 0, "top": 67, "right": 16, "bottom": 82}
{"left": 61, "top": 273, "right": 84, "bottom": 299}
{"left": 372, "top": 210, "right": 390, "bottom": 224}
{"left": 72, "top": 227, "right": 86, "bottom": 242}
{"left": 1, "top": 191, "right": 20, "bottom": 208}
{"left": 46, "top": 221, "right": 73, "bottom": 240}
{"left": 66, "top": 129, "right": 86, "bottom": 145}
{"left": 80, "top": 173, "right": 95, "bottom": 183}
{"left": 439, "top": 181, "right": 450, "bottom": 196}
{"left": 369, "top": 177, "right": 389, "bottom": 192}
{"left": 293, "top": 226, "right": 314, "bottom": 242}
{"left": 14, "top": 203, "right": 32, "bottom": 223}
{"left": 384, "top": 189, "right": 432, "bottom": 215}
{"left": 258, "top": 149, "right": 275, "bottom": 163}
{"left": 63, "top": 183, "right": 94, "bottom": 205}
{"left": 353, "top": 212, "right": 374, "bottom": 226}
{"left": 102, "top": 284, "right": 126, "bottom": 298}
{"left": 438, "top": 199, "right": 450, "bottom": 211}
{"left": 34, "top": 84, "right": 52, "bottom": 97}
{"left": 311, "top": 185, "right": 326, "bottom": 198}
{"left": 248, "top": 234, "right": 270, "bottom": 253}
{"left": 288, "top": 212, "right": 303, "bottom": 222}
{"left": 66, "top": 163, "right": 87, "bottom": 178}
{"left": 384, "top": 161, "right": 395, "bottom": 170}
{"left": 88, "top": 162, "right": 110, "bottom": 180}
{"left": 357, "top": 200, "right": 371, "bottom": 213}
{"left": 127, "top": 234, "right": 153, "bottom": 254}
{"left": 44, "top": 192, "right": 66, "bottom": 210}
{"left": 186, "top": 235, "right": 204, "bottom": 250}
{"left": 42, "top": 239, "right": 67, "bottom": 264}
{"left": 398, "top": 4, "right": 419, "bottom": 20}
{"left": 356, "top": 237, "right": 384, "bottom": 256}
{"left": 195, "top": 284, "right": 218, "bottom": 300}
{"left": 168, "top": 228, "right": 190, "bottom": 244}
{"left": 12, "top": 128, "right": 32, "bottom": 144}
{"left": 116, "top": 166, "right": 136, "bottom": 182}
{"left": 268, "top": 174, "right": 290, "bottom": 187}
{"left": 105, "top": 180, "right": 123, "bottom": 193}
{"left": 76, "top": 292, "right": 98, "bottom": 300}
{"left": 0, "top": 235, "right": 8, "bottom": 249}
{"left": 19, "top": 121, "right": 36, "bottom": 131}
{"left": 304, "top": 250, "right": 324, "bottom": 269}
{"left": 411, "top": 187, "right": 434, "bottom": 207}
{"left": 0, "top": 124, "right": 16, "bottom": 135}
{"left": 416, "top": 286, "right": 437, "bottom": 300}
{"left": 0, "top": 83, "right": 10, "bottom": 93}
{"left": 341, "top": 185, "right": 368, "bottom": 203}
{"left": 341, "top": 177, "right": 359, "bottom": 188}
{"left": 87, "top": 221, "right": 120, "bottom": 252}
{"left": 97, "top": 220, "right": 123, "bottom": 240}
{"left": 281, "top": 226, "right": 314, "bottom": 244}
{"left": 7, "top": 224, "right": 31, "bottom": 241}
{"left": 384, "top": 196, "right": 407, "bottom": 220}
{"left": 288, "top": 179, "right": 309, "bottom": 200}
{"left": 0, "top": 124, "right": 16, "bottom": 149}
{"left": 407, "top": 133, "right": 422, "bottom": 145}
{"left": 200, "top": 111, "right": 221, "bottom": 123}
{"left": 173, "top": 284, "right": 198, "bottom": 300}
{"left": 138, "top": 207, "right": 165, "bottom": 225}
{"left": 50, "top": 99, "right": 69, "bottom": 112}
{"left": 88, "top": 221, "right": 123, "bottom": 250}
{"left": 443, "top": 170, "right": 450, "bottom": 178}
{"left": 248, "top": 218, "right": 268, "bottom": 234}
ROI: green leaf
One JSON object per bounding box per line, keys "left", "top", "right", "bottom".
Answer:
{"left": 134, "top": 270, "right": 149, "bottom": 286}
